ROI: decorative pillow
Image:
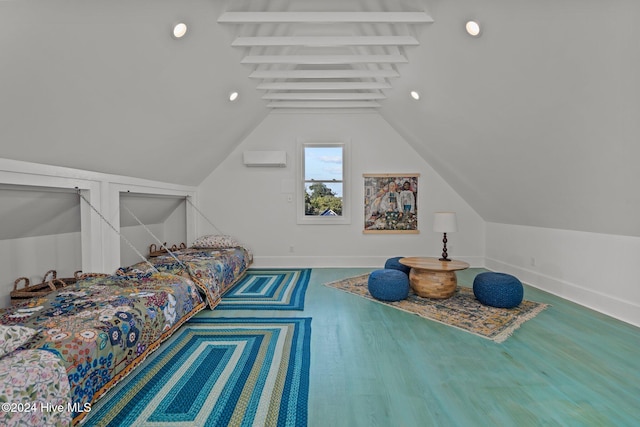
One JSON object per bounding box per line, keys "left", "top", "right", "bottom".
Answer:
{"left": 192, "top": 234, "right": 242, "bottom": 249}
{"left": 0, "top": 325, "right": 38, "bottom": 358}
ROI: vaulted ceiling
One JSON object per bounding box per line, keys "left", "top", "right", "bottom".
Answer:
{"left": 1, "top": 0, "right": 639, "bottom": 237}
{"left": 217, "top": 8, "right": 433, "bottom": 109}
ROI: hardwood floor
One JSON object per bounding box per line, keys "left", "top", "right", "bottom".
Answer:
{"left": 203, "top": 268, "right": 640, "bottom": 426}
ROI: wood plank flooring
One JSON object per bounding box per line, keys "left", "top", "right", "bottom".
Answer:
{"left": 199, "top": 268, "right": 640, "bottom": 426}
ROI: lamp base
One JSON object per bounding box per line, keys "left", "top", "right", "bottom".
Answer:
{"left": 440, "top": 233, "right": 451, "bottom": 262}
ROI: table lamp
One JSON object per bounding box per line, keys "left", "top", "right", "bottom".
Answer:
{"left": 433, "top": 212, "right": 457, "bottom": 261}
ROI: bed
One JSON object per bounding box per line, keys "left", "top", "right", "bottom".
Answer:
{"left": 0, "top": 235, "right": 252, "bottom": 425}
{"left": 0, "top": 348, "right": 72, "bottom": 427}
{"left": 0, "top": 271, "right": 205, "bottom": 424}
{"left": 1, "top": 237, "right": 251, "bottom": 424}
{"left": 122, "top": 241, "right": 253, "bottom": 309}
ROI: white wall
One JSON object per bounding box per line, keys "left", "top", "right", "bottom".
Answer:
{"left": 198, "top": 112, "right": 485, "bottom": 268}
{"left": 120, "top": 224, "right": 164, "bottom": 268}
{"left": 0, "top": 232, "right": 82, "bottom": 307}
{"left": 163, "top": 201, "right": 187, "bottom": 248}
{"left": 0, "top": 158, "right": 197, "bottom": 308}
{"left": 486, "top": 222, "right": 640, "bottom": 327}
{"left": 119, "top": 201, "right": 186, "bottom": 267}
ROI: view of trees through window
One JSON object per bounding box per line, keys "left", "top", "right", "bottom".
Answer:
{"left": 303, "top": 145, "right": 343, "bottom": 217}
{"left": 305, "top": 182, "right": 342, "bottom": 216}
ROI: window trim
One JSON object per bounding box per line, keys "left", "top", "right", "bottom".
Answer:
{"left": 297, "top": 140, "right": 350, "bottom": 225}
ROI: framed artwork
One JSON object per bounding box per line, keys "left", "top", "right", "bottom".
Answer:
{"left": 363, "top": 173, "right": 419, "bottom": 234}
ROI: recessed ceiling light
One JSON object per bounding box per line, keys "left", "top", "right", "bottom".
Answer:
{"left": 465, "top": 20, "right": 481, "bottom": 37}
{"left": 229, "top": 91, "right": 239, "bottom": 102}
{"left": 410, "top": 91, "right": 420, "bottom": 100}
{"left": 172, "top": 22, "right": 187, "bottom": 39}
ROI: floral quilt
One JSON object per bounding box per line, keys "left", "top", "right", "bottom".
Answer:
{"left": 0, "top": 272, "right": 205, "bottom": 424}
{"left": 124, "top": 247, "right": 251, "bottom": 309}
{"left": 0, "top": 349, "right": 71, "bottom": 427}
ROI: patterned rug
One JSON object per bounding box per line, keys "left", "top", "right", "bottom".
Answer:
{"left": 218, "top": 268, "right": 311, "bottom": 310}
{"left": 83, "top": 317, "right": 311, "bottom": 427}
{"left": 326, "top": 274, "right": 547, "bottom": 343}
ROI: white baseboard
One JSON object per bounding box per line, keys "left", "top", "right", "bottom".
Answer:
{"left": 252, "top": 255, "right": 485, "bottom": 269}
{"left": 485, "top": 257, "right": 640, "bottom": 328}
{"left": 253, "top": 255, "right": 385, "bottom": 269}
{"left": 253, "top": 255, "right": 639, "bottom": 327}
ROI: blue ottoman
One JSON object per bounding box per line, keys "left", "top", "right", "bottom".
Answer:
{"left": 368, "top": 269, "right": 409, "bottom": 302}
{"left": 473, "top": 272, "right": 523, "bottom": 308}
{"left": 384, "top": 257, "right": 411, "bottom": 275}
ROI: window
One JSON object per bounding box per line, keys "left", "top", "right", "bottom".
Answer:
{"left": 297, "top": 141, "right": 350, "bottom": 224}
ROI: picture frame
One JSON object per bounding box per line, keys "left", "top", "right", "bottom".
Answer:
{"left": 363, "top": 173, "right": 419, "bottom": 234}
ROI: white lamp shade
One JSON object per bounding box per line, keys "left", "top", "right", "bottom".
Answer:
{"left": 433, "top": 212, "right": 458, "bottom": 233}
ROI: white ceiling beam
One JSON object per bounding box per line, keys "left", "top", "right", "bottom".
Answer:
{"left": 262, "top": 93, "right": 387, "bottom": 100}
{"left": 218, "top": 12, "right": 433, "bottom": 24}
{"left": 241, "top": 55, "right": 407, "bottom": 65}
{"left": 249, "top": 69, "right": 400, "bottom": 79}
{"left": 232, "top": 36, "right": 419, "bottom": 47}
{"left": 257, "top": 82, "right": 391, "bottom": 90}
{"left": 267, "top": 101, "right": 382, "bottom": 108}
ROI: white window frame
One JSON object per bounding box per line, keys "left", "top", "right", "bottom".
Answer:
{"left": 297, "top": 139, "right": 350, "bottom": 225}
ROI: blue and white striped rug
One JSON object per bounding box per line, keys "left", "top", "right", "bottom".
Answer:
{"left": 83, "top": 317, "right": 311, "bottom": 427}
{"left": 218, "top": 269, "right": 311, "bottom": 310}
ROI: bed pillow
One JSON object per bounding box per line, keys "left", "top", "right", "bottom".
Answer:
{"left": 0, "top": 325, "right": 37, "bottom": 358}
{"left": 192, "top": 234, "right": 242, "bottom": 249}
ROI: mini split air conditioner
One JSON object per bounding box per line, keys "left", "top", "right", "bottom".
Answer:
{"left": 243, "top": 151, "right": 287, "bottom": 167}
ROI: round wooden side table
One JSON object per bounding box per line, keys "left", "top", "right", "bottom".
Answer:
{"left": 398, "top": 257, "right": 470, "bottom": 299}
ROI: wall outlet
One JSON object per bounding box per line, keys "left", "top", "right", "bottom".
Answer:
{"left": 289, "top": 245, "right": 294, "bottom": 253}
{"left": 530, "top": 257, "right": 536, "bottom": 267}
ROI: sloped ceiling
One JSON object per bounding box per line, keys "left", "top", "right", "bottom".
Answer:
{"left": 1, "top": 0, "right": 639, "bottom": 237}
{"left": 378, "top": 0, "right": 640, "bottom": 237}
{"left": 216, "top": 2, "right": 433, "bottom": 110}
{"left": 0, "top": 185, "right": 80, "bottom": 239}
{"left": 0, "top": 0, "right": 268, "bottom": 186}
{"left": 120, "top": 193, "right": 184, "bottom": 228}
{"left": 0, "top": 186, "right": 182, "bottom": 239}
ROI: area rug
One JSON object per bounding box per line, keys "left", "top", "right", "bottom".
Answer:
{"left": 218, "top": 268, "right": 311, "bottom": 310}
{"left": 326, "top": 274, "right": 547, "bottom": 343}
{"left": 83, "top": 317, "right": 311, "bottom": 427}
